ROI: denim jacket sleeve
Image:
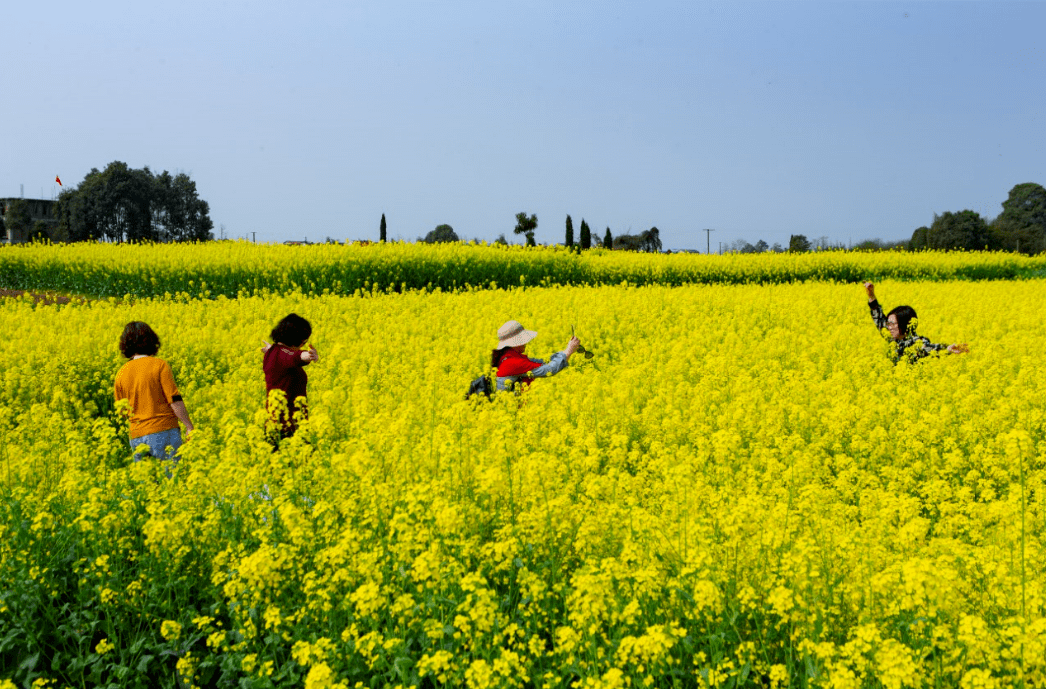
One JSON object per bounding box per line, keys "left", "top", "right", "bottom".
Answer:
{"left": 526, "top": 351, "right": 570, "bottom": 378}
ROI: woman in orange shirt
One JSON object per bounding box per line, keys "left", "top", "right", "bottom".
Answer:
{"left": 114, "top": 322, "right": 194, "bottom": 462}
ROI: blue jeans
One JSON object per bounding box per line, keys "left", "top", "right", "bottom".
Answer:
{"left": 130, "top": 427, "right": 182, "bottom": 462}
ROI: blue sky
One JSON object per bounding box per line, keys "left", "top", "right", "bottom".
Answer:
{"left": 3, "top": 1, "right": 1044, "bottom": 250}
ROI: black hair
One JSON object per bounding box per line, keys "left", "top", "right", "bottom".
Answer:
{"left": 888, "top": 305, "right": 918, "bottom": 336}
{"left": 271, "top": 313, "right": 312, "bottom": 347}
{"left": 491, "top": 347, "right": 513, "bottom": 369}
{"left": 119, "top": 321, "right": 161, "bottom": 358}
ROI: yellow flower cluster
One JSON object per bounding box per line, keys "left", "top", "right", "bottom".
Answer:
{"left": 1, "top": 274, "right": 1044, "bottom": 687}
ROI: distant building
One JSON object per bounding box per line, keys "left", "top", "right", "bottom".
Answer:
{"left": 1, "top": 198, "right": 59, "bottom": 244}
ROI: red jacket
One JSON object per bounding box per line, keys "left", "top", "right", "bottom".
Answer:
{"left": 496, "top": 350, "right": 543, "bottom": 388}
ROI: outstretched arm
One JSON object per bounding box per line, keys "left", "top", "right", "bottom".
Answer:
{"left": 864, "top": 282, "right": 888, "bottom": 330}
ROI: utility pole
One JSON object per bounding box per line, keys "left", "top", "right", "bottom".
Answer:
{"left": 252, "top": 232, "right": 256, "bottom": 243}
{"left": 719, "top": 241, "right": 722, "bottom": 255}
{"left": 703, "top": 228, "right": 715, "bottom": 255}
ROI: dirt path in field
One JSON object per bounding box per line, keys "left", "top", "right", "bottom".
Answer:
{"left": 0, "top": 288, "right": 89, "bottom": 306}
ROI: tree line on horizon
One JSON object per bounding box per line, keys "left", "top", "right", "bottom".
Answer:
{"left": 738, "top": 182, "right": 1046, "bottom": 256}
{"left": 6, "top": 170, "right": 1042, "bottom": 255}
{"left": 399, "top": 182, "right": 1046, "bottom": 255}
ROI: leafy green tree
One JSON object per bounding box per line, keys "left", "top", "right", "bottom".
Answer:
{"left": 514, "top": 212, "right": 538, "bottom": 247}
{"left": 579, "top": 219, "right": 591, "bottom": 249}
{"left": 424, "top": 224, "right": 459, "bottom": 243}
{"left": 29, "top": 220, "right": 51, "bottom": 242}
{"left": 565, "top": 215, "right": 574, "bottom": 247}
{"left": 992, "top": 182, "right": 1046, "bottom": 254}
{"left": 604, "top": 227, "right": 613, "bottom": 250}
{"left": 788, "top": 234, "right": 811, "bottom": 252}
{"left": 640, "top": 227, "right": 662, "bottom": 253}
{"left": 53, "top": 162, "right": 212, "bottom": 242}
{"left": 909, "top": 226, "right": 930, "bottom": 250}
{"left": 612, "top": 233, "right": 642, "bottom": 251}
{"left": 152, "top": 171, "right": 214, "bottom": 242}
{"left": 927, "top": 210, "right": 989, "bottom": 250}
{"left": 380, "top": 214, "right": 387, "bottom": 242}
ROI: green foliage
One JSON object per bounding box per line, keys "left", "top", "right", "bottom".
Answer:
{"left": 613, "top": 234, "right": 642, "bottom": 251}
{"left": 992, "top": 182, "right": 1046, "bottom": 254}
{"left": 855, "top": 238, "right": 905, "bottom": 252}
{"left": 604, "top": 227, "right": 613, "bottom": 250}
{"left": 614, "top": 228, "right": 662, "bottom": 253}
{"left": 380, "top": 214, "right": 387, "bottom": 243}
{"left": 514, "top": 212, "right": 538, "bottom": 247}
{"left": 579, "top": 219, "right": 591, "bottom": 250}
{"left": 565, "top": 215, "right": 574, "bottom": 248}
{"left": 910, "top": 226, "right": 930, "bottom": 250}
{"left": 927, "top": 210, "right": 989, "bottom": 251}
{"left": 423, "top": 224, "right": 458, "bottom": 243}
{"left": 30, "top": 220, "right": 51, "bottom": 242}
{"left": 53, "top": 162, "right": 213, "bottom": 243}
{"left": 640, "top": 227, "right": 662, "bottom": 253}
{"left": 789, "top": 234, "right": 811, "bottom": 252}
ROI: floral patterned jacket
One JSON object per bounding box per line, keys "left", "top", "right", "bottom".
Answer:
{"left": 869, "top": 299, "right": 949, "bottom": 363}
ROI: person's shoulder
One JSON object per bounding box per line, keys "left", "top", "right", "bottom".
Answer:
{"left": 146, "top": 357, "right": 173, "bottom": 373}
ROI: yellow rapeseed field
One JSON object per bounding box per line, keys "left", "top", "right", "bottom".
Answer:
{"left": 1, "top": 273, "right": 1044, "bottom": 688}
{"left": 2, "top": 241, "right": 1046, "bottom": 298}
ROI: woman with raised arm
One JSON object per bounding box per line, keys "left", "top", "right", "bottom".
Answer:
{"left": 864, "top": 282, "right": 968, "bottom": 363}
{"left": 491, "top": 320, "right": 580, "bottom": 392}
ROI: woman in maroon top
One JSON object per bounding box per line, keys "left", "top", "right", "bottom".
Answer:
{"left": 261, "top": 313, "right": 318, "bottom": 445}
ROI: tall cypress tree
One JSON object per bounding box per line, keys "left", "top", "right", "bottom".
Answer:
{"left": 380, "top": 214, "right": 387, "bottom": 242}
{"left": 565, "top": 214, "right": 574, "bottom": 247}
{"left": 604, "top": 227, "right": 613, "bottom": 250}
{"left": 579, "top": 219, "right": 591, "bottom": 249}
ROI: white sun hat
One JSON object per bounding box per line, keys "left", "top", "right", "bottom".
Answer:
{"left": 497, "top": 320, "right": 538, "bottom": 348}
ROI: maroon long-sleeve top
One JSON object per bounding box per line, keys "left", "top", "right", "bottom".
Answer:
{"left": 263, "top": 345, "right": 310, "bottom": 429}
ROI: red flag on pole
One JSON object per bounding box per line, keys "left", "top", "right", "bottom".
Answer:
{"left": 56, "top": 175, "right": 62, "bottom": 186}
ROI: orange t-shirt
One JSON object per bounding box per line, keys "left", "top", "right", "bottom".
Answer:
{"left": 114, "top": 357, "right": 181, "bottom": 439}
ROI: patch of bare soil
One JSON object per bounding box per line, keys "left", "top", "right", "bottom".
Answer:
{"left": 0, "top": 289, "right": 87, "bottom": 305}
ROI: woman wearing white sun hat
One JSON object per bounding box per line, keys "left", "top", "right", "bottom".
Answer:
{"left": 491, "top": 320, "right": 581, "bottom": 392}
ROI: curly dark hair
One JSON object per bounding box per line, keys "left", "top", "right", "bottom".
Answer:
{"left": 270, "top": 313, "right": 312, "bottom": 347}
{"left": 119, "top": 321, "right": 161, "bottom": 358}
{"left": 888, "top": 305, "right": 918, "bottom": 336}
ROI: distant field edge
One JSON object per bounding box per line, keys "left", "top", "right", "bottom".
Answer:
{"left": 1, "top": 242, "right": 1044, "bottom": 300}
